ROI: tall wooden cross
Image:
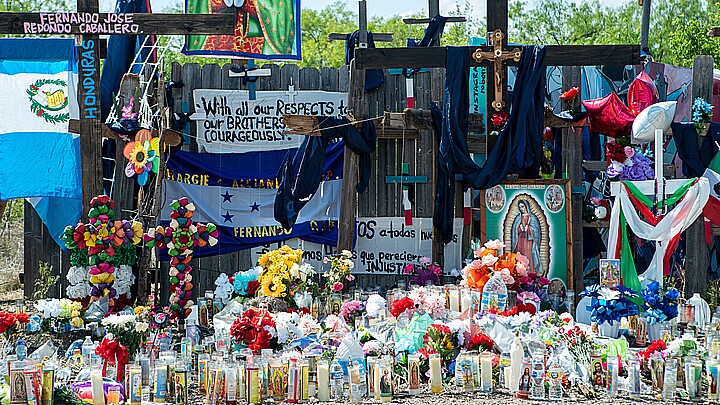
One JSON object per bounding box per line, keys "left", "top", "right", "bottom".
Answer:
{"left": 355, "top": 0, "right": 640, "bottom": 120}
{"left": 0, "top": 9, "right": 235, "bottom": 219}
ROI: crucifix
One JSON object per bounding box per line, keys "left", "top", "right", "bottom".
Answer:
{"left": 0, "top": 9, "right": 235, "bottom": 219}
{"left": 346, "top": 0, "right": 642, "bottom": 292}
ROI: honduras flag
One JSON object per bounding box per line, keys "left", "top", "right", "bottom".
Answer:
{"left": 0, "top": 39, "right": 81, "bottom": 247}
{"left": 160, "top": 141, "right": 343, "bottom": 257}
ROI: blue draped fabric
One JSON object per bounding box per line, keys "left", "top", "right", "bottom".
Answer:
{"left": 432, "top": 46, "right": 546, "bottom": 243}
{"left": 345, "top": 31, "right": 384, "bottom": 92}
{"left": 274, "top": 117, "right": 376, "bottom": 230}
{"left": 672, "top": 122, "right": 720, "bottom": 177}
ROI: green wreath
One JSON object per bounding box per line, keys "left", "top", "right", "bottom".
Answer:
{"left": 26, "top": 78, "right": 70, "bottom": 124}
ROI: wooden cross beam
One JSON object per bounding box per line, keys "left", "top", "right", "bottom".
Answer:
{"left": 0, "top": 9, "right": 235, "bottom": 219}
{"left": 327, "top": 0, "right": 394, "bottom": 47}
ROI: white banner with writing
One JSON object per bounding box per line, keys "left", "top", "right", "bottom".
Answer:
{"left": 190, "top": 89, "right": 348, "bottom": 153}
{"left": 250, "top": 217, "right": 464, "bottom": 275}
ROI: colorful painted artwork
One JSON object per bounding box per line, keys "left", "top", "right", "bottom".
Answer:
{"left": 184, "top": 0, "right": 301, "bottom": 60}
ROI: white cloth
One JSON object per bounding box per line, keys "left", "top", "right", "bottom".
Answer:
{"left": 607, "top": 178, "right": 710, "bottom": 285}
{"left": 688, "top": 293, "right": 711, "bottom": 329}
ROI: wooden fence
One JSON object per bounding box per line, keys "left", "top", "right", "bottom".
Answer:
{"left": 24, "top": 61, "right": 453, "bottom": 301}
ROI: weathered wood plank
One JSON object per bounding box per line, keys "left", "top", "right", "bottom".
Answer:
{"left": 181, "top": 63, "right": 202, "bottom": 152}
{"left": 280, "top": 64, "right": 300, "bottom": 91}
{"left": 0, "top": 12, "right": 236, "bottom": 35}
{"left": 356, "top": 45, "right": 642, "bottom": 70}
{"left": 562, "top": 66, "right": 584, "bottom": 298}
{"left": 686, "top": 55, "right": 714, "bottom": 299}
{"left": 299, "top": 67, "right": 320, "bottom": 90}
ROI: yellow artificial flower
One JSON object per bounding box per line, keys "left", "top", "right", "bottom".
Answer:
{"left": 70, "top": 317, "right": 84, "bottom": 328}
{"left": 130, "top": 221, "right": 143, "bottom": 244}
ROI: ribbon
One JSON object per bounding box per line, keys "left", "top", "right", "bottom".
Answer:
{"left": 95, "top": 337, "right": 129, "bottom": 382}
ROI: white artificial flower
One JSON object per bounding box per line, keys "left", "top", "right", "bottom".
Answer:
{"left": 213, "top": 273, "right": 233, "bottom": 305}
{"left": 365, "top": 294, "right": 387, "bottom": 318}
{"left": 481, "top": 254, "right": 499, "bottom": 267}
{"left": 114, "top": 265, "right": 136, "bottom": 298}
{"left": 35, "top": 299, "right": 62, "bottom": 319}
{"left": 598, "top": 287, "right": 620, "bottom": 301}
{"left": 289, "top": 263, "right": 300, "bottom": 279}
{"left": 102, "top": 314, "right": 136, "bottom": 328}
{"left": 510, "top": 312, "right": 532, "bottom": 328}
{"left": 294, "top": 292, "right": 312, "bottom": 309}
{"left": 135, "top": 321, "right": 149, "bottom": 333}
{"left": 66, "top": 283, "right": 91, "bottom": 299}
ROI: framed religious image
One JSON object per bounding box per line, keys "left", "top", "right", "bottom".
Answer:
{"left": 481, "top": 180, "right": 572, "bottom": 292}
{"left": 599, "top": 259, "right": 621, "bottom": 287}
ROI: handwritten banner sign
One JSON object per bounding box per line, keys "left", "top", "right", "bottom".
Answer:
{"left": 190, "top": 89, "right": 348, "bottom": 153}
{"left": 22, "top": 13, "right": 139, "bottom": 35}
{"left": 250, "top": 217, "right": 463, "bottom": 275}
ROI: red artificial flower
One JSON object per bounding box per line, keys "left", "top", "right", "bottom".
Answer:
{"left": 247, "top": 280, "right": 260, "bottom": 296}
{"left": 389, "top": 297, "right": 415, "bottom": 318}
{"left": 416, "top": 346, "right": 437, "bottom": 359}
{"left": 429, "top": 323, "right": 451, "bottom": 335}
{"left": 229, "top": 308, "right": 276, "bottom": 353}
{"left": 515, "top": 302, "right": 536, "bottom": 315}
{"left": 640, "top": 339, "right": 667, "bottom": 360}
{"left": 559, "top": 87, "right": 579, "bottom": 101}
{"left": 543, "top": 127, "right": 554, "bottom": 142}
{"left": 467, "top": 332, "right": 495, "bottom": 351}
{"left": 606, "top": 142, "right": 627, "bottom": 163}
{"left": 14, "top": 313, "right": 29, "bottom": 324}
{"left": 491, "top": 112, "right": 510, "bottom": 128}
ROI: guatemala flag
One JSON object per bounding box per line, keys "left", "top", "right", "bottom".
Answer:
{"left": 0, "top": 39, "right": 81, "bottom": 246}
{"left": 160, "top": 141, "right": 343, "bottom": 258}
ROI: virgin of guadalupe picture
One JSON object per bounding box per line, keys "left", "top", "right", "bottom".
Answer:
{"left": 504, "top": 196, "right": 549, "bottom": 277}
{"left": 184, "top": 0, "right": 300, "bottom": 60}
{"left": 409, "top": 362, "right": 420, "bottom": 389}
{"left": 599, "top": 259, "right": 621, "bottom": 287}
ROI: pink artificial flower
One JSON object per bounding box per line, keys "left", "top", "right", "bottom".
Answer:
{"left": 474, "top": 247, "right": 486, "bottom": 258}
{"left": 519, "top": 291, "right": 540, "bottom": 302}
{"left": 624, "top": 146, "right": 635, "bottom": 158}
{"left": 484, "top": 239, "right": 505, "bottom": 250}
{"left": 499, "top": 269, "right": 515, "bottom": 285}
{"left": 516, "top": 262, "right": 528, "bottom": 277}
{"left": 428, "top": 264, "right": 443, "bottom": 276}
{"left": 332, "top": 282, "right": 344, "bottom": 292}
{"left": 323, "top": 257, "right": 330, "bottom": 264}
{"left": 346, "top": 274, "right": 355, "bottom": 281}
{"left": 516, "top": 253, "right": 530, "bottom": 267}
{"left": 590, "top": 197, "right": 602, "bottom": 205}
{"left": 537, "top": 277, "right": 550, "bottom": 286}
{"left": 404, "top": 263, "right": 415, "bottom": 275}
{"left": 481, "top": 254, "right": 499, "bottom": 267}
{"left": 419, "top": 256, "right": 432, "bottom": 265}
{"left": 518, "top": 276, "right": 532, "bottom": 285}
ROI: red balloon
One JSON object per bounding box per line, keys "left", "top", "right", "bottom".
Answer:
{"left": 583, "top": 92, "right": 636, "bottom": 138}
{"left": 627, "top": 71, "right": 658, "bottom": 115}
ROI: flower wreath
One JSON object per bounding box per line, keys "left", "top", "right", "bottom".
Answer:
{"left": 61, "top": 195, "right": 143, "bottom": 303}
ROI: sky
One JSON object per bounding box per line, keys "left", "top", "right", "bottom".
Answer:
{"left": 101, "top": 0, "right": 627, "bottom": 16}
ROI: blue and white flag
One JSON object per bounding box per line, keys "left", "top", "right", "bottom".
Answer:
{"left": 161, "top": 141, "right": 344, "bottom": 257}
{"left": 0, "top": 39, "right": 81, "bottom": 246}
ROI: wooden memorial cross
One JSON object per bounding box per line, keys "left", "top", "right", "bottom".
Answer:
{"left": 0, "top": 9, "right": 235, "bottom": 218}
{"left": 609, "top": 129, "right": 689, "bottom": 288}
{"left": 327, "top": 0, "right": 394, "bottom": 50}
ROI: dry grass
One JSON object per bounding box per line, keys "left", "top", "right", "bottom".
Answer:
{"left": 0, "top": 200, "right": 24, "bottom": 300}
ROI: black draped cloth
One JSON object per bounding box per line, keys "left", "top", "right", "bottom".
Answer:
{"left": 672, "top": 122, "right": 720, "bottom": 177}
{"left": 432, "top": 46, "right": 546, "bottom": 243}
{"left": 274, "top": 118, "right": 376, "bottom": 230}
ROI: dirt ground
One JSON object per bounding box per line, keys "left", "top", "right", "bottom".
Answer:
{"left": 0, "top": 200, "right": 25, "bottom": 302}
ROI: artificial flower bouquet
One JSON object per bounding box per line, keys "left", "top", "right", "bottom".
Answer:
{"left": 403, "top": 256, "right": 443, "bottom": 286}
{"left": 691, "top": 97, "right": 713, "bottom": 131}
{"left": 229, "top": 308, "right": 277, "bottom": 353}
{"left": 579, "top": 284, "right": 640, "bottom": 325}
{"left": 0, "top": 311, "right": 29, "bottom": 337}
{"left": 229, "top": 267, "right": 262, "bottom": 301}
{"left": 322, "top": 250, "right": 355, "bottom": 296}
{"left": 461, "top": 239, "right": 506, "bottom": 291}
{"left": 101, "top": 312, "right": 149, "bottom": 360}
{"left": 256, "top": 245, "right": 316, "bottom": 308}
{"left": 606, "top": 142, "right": 654, "bottom": 181}
{"left": 35, "top": 298, "right": 84, "bottom": 330}
{"left": 640, "top": 281, "right": 679, "bottom": 325}
{"left": 339, "top": 300, "right": 365, "bottom": 326}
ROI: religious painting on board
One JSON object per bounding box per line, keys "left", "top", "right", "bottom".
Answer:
{"left": 599, "top": 258, "right": 620, "bottom": 287}
{"left": 482, "top": 180, "right": 571, "bottom": 292}
{"left": 183, "top": 0, "right": 301, "bottom": 60}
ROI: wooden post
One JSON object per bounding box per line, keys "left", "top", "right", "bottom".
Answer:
{"left": 562, "top": 66, "right": 583, "bottom": 298}
{"left": 640, "top": 0, "right": 651, "bottom": 51}
{"left": 77, "top": 0, "right": 104, "bottom": 220}
{"left": 337, "top": 60, "right": 364, "bottom": 251}
{"left": 485, "top": 0, "right": 509, "bottom": 160}
{"left": 685, "top": 55, "right": 713, "bottom": 299}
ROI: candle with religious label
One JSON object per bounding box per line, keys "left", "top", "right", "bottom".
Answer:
{"left": 429, "top": 353, "right": 442, "bottom": 394}
{"left": 408, "top": 354, "right": 421, "bottom": 395}
{"left": 40, "top": 363, "right": 54, "bottom": 405}
{"left": 627, "top": 357, "right": 641, "bottom": 398}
